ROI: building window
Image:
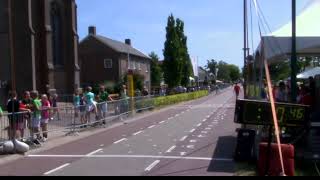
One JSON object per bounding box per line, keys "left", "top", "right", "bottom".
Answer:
{"left": 146, "top": 64, "right": 150, "bottom": 73}
{"left": 138, "top": 62, "right": 141, "bottom": 71}
{"left": 51, "top": 2, "right": 64, "bottom": 66}
{"left": 104, "top": 59, "right": 112, "bottom": 69}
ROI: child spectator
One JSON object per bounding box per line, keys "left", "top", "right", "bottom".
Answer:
{"left": 41, "top": 94, "right": 51, "bottom": 142}
{"left": 20, "top": 91, "right": 32, "bottom": 140}
{"left": 84, "top": 86, "right": 98, "bottom": 124}
{"left": 73, "top": 89, "right": 81, "bottom": 119}
{"left": 30, "top": 91, "right": 42, "bottom": 145}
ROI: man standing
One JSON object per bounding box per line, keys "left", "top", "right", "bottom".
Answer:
{"left": 234, "top": 83, "right": 241, "bottom": 99}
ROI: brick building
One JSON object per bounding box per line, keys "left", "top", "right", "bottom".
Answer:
{"left": 79, "top": 26, "right": 151, "bottom": 91}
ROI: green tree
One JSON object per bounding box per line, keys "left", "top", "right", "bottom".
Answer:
{"left": 149, "top": 52, "right": 162, "bottom": 87}
{"left": 217, "top": 61, "right": 231, "bottom": 82}
{"left": 206, "top": 59, "right": 218, "bottom": 76}
{"left": 228, "top": 64, "right": 241, "bottom": 82}
{"left": 163, "top": 14, "right": 183, "bottom": 88}
{"left": 176, "top": 19, "right": 193, "bottom": 87}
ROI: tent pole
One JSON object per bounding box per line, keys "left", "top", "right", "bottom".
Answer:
{"left": 291, "top": 0, "right": 298, "bottom": 102}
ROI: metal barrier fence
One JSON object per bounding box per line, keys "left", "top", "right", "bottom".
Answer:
{"left": 0, "top": 89, "right": 228, "bottom": 145}
{"left": 0, "top": 97, "right": 156, "bottom": 145}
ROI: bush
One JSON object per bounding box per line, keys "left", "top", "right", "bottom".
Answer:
{"left": 154, "top": 90, "right": 208, "bottom": 107}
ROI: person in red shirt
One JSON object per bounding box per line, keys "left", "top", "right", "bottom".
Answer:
{"left": 234, "top": 83, "right": 241, "bottom": 99}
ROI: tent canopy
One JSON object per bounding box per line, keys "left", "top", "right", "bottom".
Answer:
{"left": 256, "top": 0, "right": 320, "bottom": 64}
{"left": 297, "top": 67, "right": 320, "bottom": 79}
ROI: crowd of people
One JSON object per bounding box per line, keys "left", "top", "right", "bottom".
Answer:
{"left": 260, "top": 76, "right": 317, "bottom": 109}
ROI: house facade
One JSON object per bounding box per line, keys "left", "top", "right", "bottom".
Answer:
{"left": 79, "top": 26, "right": 151, "bottom": 91}
{"left": 0, "top": 0, "right": 80, "bottom": 105}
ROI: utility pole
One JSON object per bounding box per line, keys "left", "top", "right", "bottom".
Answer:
{"left": 291, "top": 0, "right": 298, "bottom": 102}
{"left": 243, "top": 0, "right": 248, "bottom": 98}
{"left": 8, "top": 0, "right": 16, "bottom": 92}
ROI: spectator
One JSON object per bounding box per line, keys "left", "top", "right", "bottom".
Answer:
{"left": 142, "top": 87, "right": 149, "bottom": 96}
{"left": 50, "top": 93, "right": 60, "bottom": 121}
{"left": 6, "top": 91, "right": 23, "bottom": 140}
{"left": 41, "top": 94, "right": 51, "bottom": 142}
{"left": 73, "top": 89, "right": 81, "bottom": 119}
{"left": 20, "top": 91, "right": 32, "bottom": 140}
{"left": 98, "top": 85, "right": 113, "bottom": 124}
{"left": 276, "top": 81, "right": 288, "bottom": 103}
{"left": 120, "top": 85, "right": 129, "bottom": 114}
{"left": 298, "top": 86, "right": 313, "bottom": 106}
{"left": 84, "top": 86, "right": 98, "bottom": 123}
{"left": 79, "top": 92, "right": 87, "bottom": 126}
{"left": 260, "top": 81, "right": 268, "bottom": 100}
{"left": 30, "top": 91, "right": 42, "bottom": 145}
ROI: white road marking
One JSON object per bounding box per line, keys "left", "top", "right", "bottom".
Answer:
{"left": 198, "top": 135, "right": 206, "bottom": 138}
{"left": 113, "top": 138, "right": 127, "bottom": 144}
{"left": 100, "top": 144, "right": 104, "bottom": 147}
{"left": 187, "top": 145, "right": 195, "bottom": 149}
{"left": 202, "top": 119, "right": 207, "bottom": 122}
{"left": 190, "top": 129, "right": 196, "bottom": 133}
{"left": 168, "top": 117, "right": 173, "bottom": 120}
{"left": 166, "top": 146, "right": 176, "bottom": 153}
{"left": 133, "top": 131, "right": 143, "bottom": 136}
{"left": 30, "top": 155, "right": 233, "bottom": 162}
{"left": 145, "top": 160, "right": 160, "bottom": 171}
{"left": 180, "top": 152, "right": 187, "bottom": 156}
{"left": 86, "top": 149, "right": 103, "bottom": 156}
{"left": 153, "top": 145, "right": 158, "bottom": 147}
{"left": 44, "top": 163, "right": 70, "bottom": 175}
{"left": 148, "top": 125, "right": 156, "bottom": 129}
{"left": 197, "top": 123, "right": 202, "bottom": 127}
{"left": 175, "top": 114, "right": 180, "bottom": 117}
{"left": 159, "top": 121, "right": 166, "bottom": 124}
{"left": 201, "top": 131, "right": 208, "bottom": 134}
{"left": 190, "top": 140, "right": 197, "bottom": 143}
{"left": 180, "top": 136, "right": 188, "bottom": 141}
{"left": 205, "top": 128, "right": 212, "bottom": 130}
{"left": 206, "top": 115, "right": 211, "bottom": 118}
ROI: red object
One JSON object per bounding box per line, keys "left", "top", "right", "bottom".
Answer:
{"left": 258, "top": 143, "right": 295, "bottom": 176}
{"left": 234, "top": 85, "right": 241, "bottom": 94}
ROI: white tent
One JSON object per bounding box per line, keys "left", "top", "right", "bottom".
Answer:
{"left": 297, "top": 67, "right": 320, "bottom": 79}
{"left": 256, "top": 0, "right": 320, "bottom": 64}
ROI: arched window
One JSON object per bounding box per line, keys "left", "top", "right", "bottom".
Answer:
{"left": 51, "top": 2, "right": 63, "bottom": 66}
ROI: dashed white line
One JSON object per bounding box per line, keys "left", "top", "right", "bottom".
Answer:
{"left": 180, "top": 136, "right": 188, "bottom": 141}
{"left": 133, "top": 131, "right": 143, "bottom": 136}
{"left": 148, "top": 125, "right": 156, "bottom": 129}
{"left": 86, "top": 149, "right": 103, "bottom": 156}
{"left": 197, "top": 123, "right": 202, "bottom": 127}
{"left": 44, "top": 163, "right": 70, "bottom": 175}
{"left": 190, "top": 129, "right": 196, "bottom": 133}
{"left": 113, "top": 138, "right": 127, "bottom": 144}
{"left": 145, "top": 160, "right": 160, "bottom": 171}
{"left": 202, "top": 119, "right": 207, "bottom": 122}
{"left": 159, "top": 121, "right": 166, "bottom": 124}
{"left": 166, "top": 146, "right": 176, "bottom": 153}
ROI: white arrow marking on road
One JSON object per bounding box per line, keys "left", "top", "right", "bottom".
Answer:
{"left": 113, "top": 138, "right": 127, "bottom": 144}
{"left": 44, "top": 163, "right": 70, "bottom": 175}
{"left": 166, "top": 146, "right": 176, "bottom": 153}
{"left": 145, "top": 160, "right": 160, "bottom": 171}
{"left": 133, "top": 131, "right": 143, "bottom": 136}
{"left": 180, "top": 136, "right": 188, "bottom": 141}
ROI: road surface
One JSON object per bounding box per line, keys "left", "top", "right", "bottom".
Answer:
{"left": 0, "top": 88, "right": 239, "bottom": 176}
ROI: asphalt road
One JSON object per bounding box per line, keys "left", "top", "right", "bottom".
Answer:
{"left": 0, "top": 88, "right": 239, "bottom": 176}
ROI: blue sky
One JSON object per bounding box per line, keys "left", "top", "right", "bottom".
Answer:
{"left": 77, "top": 0, "right": 312, "bottom": 68}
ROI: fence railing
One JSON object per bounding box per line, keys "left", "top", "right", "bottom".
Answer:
{"left": 0, "top": 87, "right": 228, "bottom": 145}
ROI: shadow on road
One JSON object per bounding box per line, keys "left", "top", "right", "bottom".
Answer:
{"left": 207, "top": 136, "right": 237, "bottom": 173}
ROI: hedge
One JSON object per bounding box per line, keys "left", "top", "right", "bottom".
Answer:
{"left": 154, "top": 90, "right": 208, "bottom": 107}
